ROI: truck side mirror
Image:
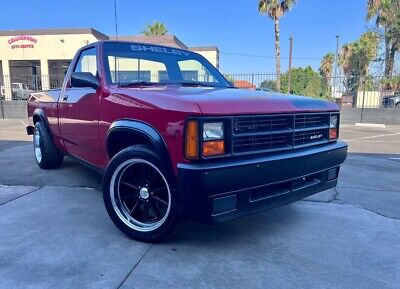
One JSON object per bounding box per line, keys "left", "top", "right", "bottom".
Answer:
{"left": 70, "top": 72, "right": 99, "bottom": 90}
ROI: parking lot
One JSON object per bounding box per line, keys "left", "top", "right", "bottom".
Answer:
{"left": 0, "top": 119, "right": 399, "bottom": 289}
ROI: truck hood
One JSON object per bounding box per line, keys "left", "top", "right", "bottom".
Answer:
{"left": 119, "top": 86, "right": 338, "bottom": 115}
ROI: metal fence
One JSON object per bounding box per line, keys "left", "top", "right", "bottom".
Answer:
{"left": 224, "top": 73, "right": 400, "bottom": 110}
{"left": 1, "top": 73, "right": 399, "bottom": 110}
{"left": 0, "top": 74, "right": 64, "bottom": 101}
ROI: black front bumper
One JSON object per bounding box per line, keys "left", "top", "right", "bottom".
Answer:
{"left": 178, "top": 141, "right": 347, "bottom": 223}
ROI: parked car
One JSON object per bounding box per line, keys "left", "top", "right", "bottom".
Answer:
{"left": 382, "top": 93, "right": 400, "bottom": 108}
{"left": 26, "top": 41, "right": 347, "bottom": 242}
{"left": 12, "top": 83, "right": 32, "bottom": 100}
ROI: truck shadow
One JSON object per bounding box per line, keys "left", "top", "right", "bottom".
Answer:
{"left": 0, "top": 140, "right": 103, "bottom": 190}
{"left": 168, "top": 205, "right": 302, "bottom": 245}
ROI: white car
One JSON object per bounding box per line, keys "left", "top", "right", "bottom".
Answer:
{"left": 12, "top": 83, "right": 32, "bottom": 100}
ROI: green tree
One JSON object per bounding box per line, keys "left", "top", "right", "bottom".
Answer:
{"left": 280, "top": 66, "right": 329, "bottom": 98}
{"left": 367, "top": 0, "right": 400, "bottom": 78}
{"left": 142, "top": 22, "right": 168, "bottom": 36}
{"left": 258, "top": 0, "right": 297, "bottom": 92}
{"left": 260, "top": 79, "right": 277, "bottom": 91}
{"left": 319, "top": 53, "right": 335, "bottom": 87}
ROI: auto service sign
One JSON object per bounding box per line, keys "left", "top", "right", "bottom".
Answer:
{"left": 8, "top": 35, "right": 37, "bottom": 49}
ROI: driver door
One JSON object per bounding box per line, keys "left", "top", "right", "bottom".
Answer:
{"left": 58, "top": 47, "right": 105, "bottom": 167}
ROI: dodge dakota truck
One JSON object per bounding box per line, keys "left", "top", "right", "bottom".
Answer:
{"left": 26, "top": 41, "right": 347, "bottom": 242}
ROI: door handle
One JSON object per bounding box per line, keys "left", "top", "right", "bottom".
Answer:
{"left": 62, "top": 94, "right": 68, "bottom": 101}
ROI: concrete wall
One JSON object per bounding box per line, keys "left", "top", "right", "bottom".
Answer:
{"left": 0, "top": 101, "right": 28, "bottom": 119}
{"left": 341, "top": 108, "right": 400, "bottom": 125}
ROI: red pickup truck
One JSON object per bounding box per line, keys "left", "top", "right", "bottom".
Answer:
{"left": 27, "top": 41, "right": 347, "bottom": 242}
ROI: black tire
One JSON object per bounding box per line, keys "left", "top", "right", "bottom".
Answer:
{"left": 33, "top": 121, "right": 64, "bottom": 169}
{"left": 103, "top": 145, "right": 180, "bottom": 243}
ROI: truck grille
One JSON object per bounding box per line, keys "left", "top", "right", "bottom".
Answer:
{"left": 232, "top": 113, "right": 332, "bottom": 155}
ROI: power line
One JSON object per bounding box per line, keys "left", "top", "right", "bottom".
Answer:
{"left": 220, "top": 51, "right": 324, "bottom": 60}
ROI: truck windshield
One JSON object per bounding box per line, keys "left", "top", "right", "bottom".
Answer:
{"left": 103, "top": 42, "right": 232, "bottom": 88}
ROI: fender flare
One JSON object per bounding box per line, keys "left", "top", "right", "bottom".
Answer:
{"left": 107, "top": 119, "right": 172, "bottom": 166}
{"left": 32, "top": 108, "right": 50, "bottom": 131}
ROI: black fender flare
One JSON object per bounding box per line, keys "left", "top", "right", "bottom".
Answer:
{"left": 107, "top": 119, "right": 173, "bottom": 171}
{"left": 32, "top": 108, "right": 50, "bottom": 131}
{"left": 27, "top": 108, "right": 50, "bottom": 135}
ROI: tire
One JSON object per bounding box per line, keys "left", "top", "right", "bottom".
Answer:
{"left": 33, "top": 121, "right": 64, "bottom": 169}
{"left": 103, "top": 145, "right": 180, "bottom": 243}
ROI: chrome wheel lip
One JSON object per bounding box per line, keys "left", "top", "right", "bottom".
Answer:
{"left": 110, "top": 159, "right": 171, "bottom": 233}
{"left": 33, "top": 128, "right": 42, "bottom": 163}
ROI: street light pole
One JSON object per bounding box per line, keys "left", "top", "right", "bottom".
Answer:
{"left": 288, "top": 35, "right": 293, "bottom": 94}
{"left": 333, "top": 35, "right": 340, "bottom": 98}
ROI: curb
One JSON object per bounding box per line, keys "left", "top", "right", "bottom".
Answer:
{"left": 355, "top": 123, "right": 386, "bottom": 128}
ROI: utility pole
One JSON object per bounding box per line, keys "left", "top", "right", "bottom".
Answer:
{"left": 333, "top": 35, "right": 340, "bottom": 98}
{"left": 288, "top": 35, "right": 293, "bottom": 94}
{"left": 113, "top": 0, "right": 119, "bottom": 82}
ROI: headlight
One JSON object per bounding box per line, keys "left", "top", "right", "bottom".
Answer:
{"left": 203, "top": 122, "right": 224, "bottom": 141}
{"left": 329, "top": 114, "right": 339, "bottom": 140}
{"left": 330, "top": 114, "right": 338, "bottom": 129}
{"left": 202, "top": 122, "right": 225, "bottom": 157}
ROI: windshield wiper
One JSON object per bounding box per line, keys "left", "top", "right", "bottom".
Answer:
{"left": 118, "top": 82, "right": 165, "bottom": 88}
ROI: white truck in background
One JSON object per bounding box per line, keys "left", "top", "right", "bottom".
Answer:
{"left": 12, "top": 83, "right": 32, "bottom": 100}
{"left": 0, "top": 83, "right": 32, "bottom": 100}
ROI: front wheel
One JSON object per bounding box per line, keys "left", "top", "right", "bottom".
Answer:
{"left": 103, "top": 145, "right": 179, "bottom": 242}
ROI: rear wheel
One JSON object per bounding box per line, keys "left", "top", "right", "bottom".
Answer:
{"left": 33, "top": 121, "right": 64, "bottom": 169}
{"left": 103, "top": 145, "right": 179, "bottom": 242}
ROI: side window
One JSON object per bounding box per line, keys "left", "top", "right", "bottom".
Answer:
{"left": 74, "top": 48, "right": 97, "bottom": 76}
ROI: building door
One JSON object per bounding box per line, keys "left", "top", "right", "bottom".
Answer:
{"left": 58, "top": 47, "right": 104, "bottom": 167}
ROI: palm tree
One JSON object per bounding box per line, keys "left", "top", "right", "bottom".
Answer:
{"left": 319, "top": 53, "right": 335, "bottom": 86}
{"left": 339, "top": 32, "right": 379, "bottom": 92}
{"left": 142, "top": 22, "right": 168, "bottom": 36}
{"left": 258, "top": 0, "right": 297, "bottom": 92}
{"left": 367, "top": 0, "right": 400, "bottom": 78}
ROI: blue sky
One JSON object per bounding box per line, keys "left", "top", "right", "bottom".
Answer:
{"left": 0, "top": 0, "right": 368, "bottom": 73}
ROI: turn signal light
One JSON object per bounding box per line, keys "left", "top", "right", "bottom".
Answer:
{"left": 329, "top": 128, "right": 338, "bottom": 140}
{"left": 203, "top": 140, "right": 225, "bottom": 157}
{"left": 185, "top": 121, "right": 199, "bottom": 159}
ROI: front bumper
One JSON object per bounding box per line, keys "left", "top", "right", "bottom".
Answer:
{"left": 178, "top": 141, "right": 347, "bottom": 223}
